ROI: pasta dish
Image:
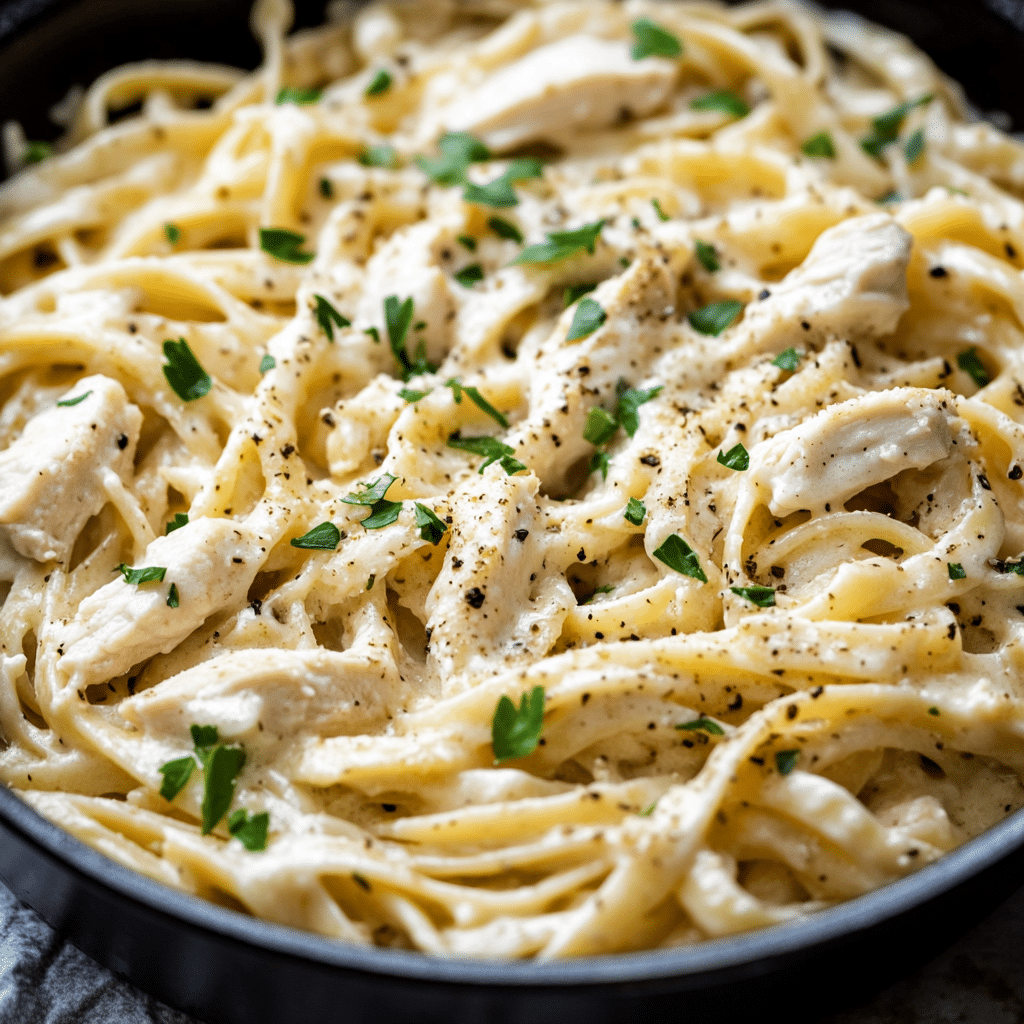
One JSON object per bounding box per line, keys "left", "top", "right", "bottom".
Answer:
{"left": 2, "top": 0, "right": 1024, "bottom": 958}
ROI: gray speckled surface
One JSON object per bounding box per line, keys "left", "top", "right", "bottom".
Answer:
{"left": 0, "top": 879, "right": 1021, "bottom": 1023}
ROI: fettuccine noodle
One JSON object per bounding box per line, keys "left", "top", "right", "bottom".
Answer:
{"left": 2, "top": 0, "right": 1024, "bottom": 957}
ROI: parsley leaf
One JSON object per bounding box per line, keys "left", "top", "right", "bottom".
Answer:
{"left": 276, "top": 86, "right": 321, "bottom": 105}
{"left": 343, "top": 475, "right": 397, "bottom": 505}
{"left": 690, "top": 90, "right": 749, "bottom": 117}
{"left": 259, "top": 227, "right": 314, "bottom": 264}
{"left": 492, "top": 686, "right": 545, "bottom": 762}
{"left": 166, "top": 583, "right": 180, "bottom": 608}
{"left": 457, "top": 234, "right": 477, "bottom": 251}
{"left": 23, "top": 141, "right": 52, "bottom": 164}
{"left": 995, "top": 559, "right": 1024, "bottom": 576}
{"left": 616, "top": 383, "right": 662, "bottom": 437}
{"left": 166, "top": 512, "right": 189, "bottom": 534}
{"left": 384, "top": 295, "right": 432, "bottom": 380}
{"left": 731, "top": 584, "right": 775, "bottom": 607}
{"left": 861, "top": 95, "right": 932, "bottom": 158}
{"left": 259, "top": 354, "right": 275, "bottom": 374}
{"left": 165, "top": 223, "right": 180, "bottom": 245}
{"left": 361, "top": 501, "right": 403, "bottom": 529}
{"left": 773, "top": 347, "right": 802, "bottom": 371}
{"left": 454, "top": 263, "right": 484, "bottom": 287}
{"left": 948, "top": 562, "right": 966, "bottom": 580}
{"left": 359, "top": 144, "right": 397, "bottom": 168}
{"left": 447, "top": 435, "right": 526, "bottom": 475}
{"left": 57, "top": 390, "right": 92, "bottom": 407}
{"left": 319, "top": 177, "right": 333, "bottom": 199}
{"left": 652, "top": 534, "right": 707, "bottom": 582}
{"left": 928, "top": 706, "right": 941, "bottom": 716}
{"left": 202, "top": 743, "right": 246, "bottom": 834}
{"left": 445, "top": 379, "right": 509, "bottom": 427}
{"left": 365, "top": 69, "right": 392, "bottom": 97}
{"left": 584, "top": 407, "right": 618, "bottom": 446}
{"left": 717, "top": 443, "right": 749, "bottom": 471}
{"left": 567, "top": 297, "right": 606, "bottom": 340}
{"left": 564, "top": 283, "right": 597, "bottom": 307}
{"left": 694, "top": 239, "right": 720, "bottom": 272}
{"left": 957, "top": 347, "right": 989, "bottom": 387}
{"left": 158, "top": 756, "right": 195, "bottom": 801}
{"left": 624, "top": 497, "right": 646, "bottom": 525}
{"left": 638, "top": 800, "right": 657, "bottom": 817}
{"left": 676, "top": 717, "right": 724, "bottom": 735}
{"left": 115, "top": 564, "right": 167, "bottom": 585}
{"left": 488, "top": 216, "right": 523, "bottom": 243}
{"left": 688, "top": 299, "right": 743, "bottom": 336}
{"left": 290, "top": 522, "right": 341, "bottom": 550}
{"left": 227, "top": 809, "right": 269, "bottom": 851}
{"left": 313, "top": 294, "right": 350, "bottom": 342}
{"left": 801, "top": 131, "right": 836, "bottom": 159}
{"left": 414, "top": 502, "right": 447, "bottom": 544}
{"left": 512, "top": 220, "right": 605, "bottom": 265}
{"left": 651, "top": 198, "right": 670, "bottom": 222}
{"left": 905, "top": 128, "right": 925, "bottom": 164}
{"left": 399, "top": 387, "right": 430, "bottom": 402}
{"left": 191, "top": 724, "right": 219, "bottom": 751}
{"left": 775, "top": 749, "right": 800, "bottom": 775}
{"left": 589, "top": 450, "right": 610, "bottom": 480}
{"left": 342, "top": 474, "right": 402, "bottom": 529}
{"left": 463, "top": 159, "right": 542, "bottom": 208}
{"left": 365, "top": 326, "right": 380, "bottom": 343}
{"left": 416, "top": 132, "right": 490, "bottom": 186}
{"left": 876, "top": 189, "right": 902, "bottom": 204}
{"left": 163, "top": 338, "right": 212, "bottom": 401}
{"left": 630, "top": 18, "right": 683, "bottom": 60}
{"left": 366, "top": 574, "right": 376, "bottom": 590}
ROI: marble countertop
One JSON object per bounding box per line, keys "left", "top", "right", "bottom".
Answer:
{"left": 1, "top": 879, "right": 1020, "bottom": 1023}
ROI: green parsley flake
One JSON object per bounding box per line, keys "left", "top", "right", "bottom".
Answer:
{"left": 445, "top": 379, "right": 509, "bottom": 427}
{"left": 624, "top": 497, "right": 646, "bottom": 525}
{"left": 447, "top": 435, "right": 526, "bottom": 475}
{"left": 630, "top": 17, "right": 683, "bottom": 60}
{"left": 512, "top": 220, "right": 605, "bottom": 265}
{"left": 57, "top": 390, "right": 92, "bottom": 407}
{"left": 775, "top": 749, "right": 800, "bottom": 775}
{"left": 800, "top": 131, "right": 836, "bottom": 159}
{"left": 589, "top": 450, "right": 610, "bottom": 480}
{"left": 259, "top": 354, "right": 276, "bottom": 374}
{"left": 676, "top": 717, "right": 725, "bottom": 735}
{"left": 414, "top": 503, "right": 448, "bottom": 545}
{"left": 463, "top": 158, "right": 543, "bottom": 208}
{"left": 956, "top": 347, "right": 990, "bottom": 388}
{"left": 365, "top": 69, "right": 392, "bottom": 97}
{"left": 616, "top": 383, "right": 662, "bottom": 437}
{"left": 259, "top": 227, "right": 314, "bottom": 265}
{"left": 928, "top": 706, "right": 941, "bottom": 716}
{"left": 227, "top": 809, "right": 269, "bottom": 851}
{"left": 384, "top": 295, "right": 436, "bottom": 380}
{"left": 115, "top": 564, "right": 167, "bottom": 585}
{"left": 694, "top": 239, "right": 720, "bottom": 272}
{"left": 192, "top": 724, "right": 218, "bottom": 750}
{"left": 166, "top": 583, "right": 179, "bottom": 608}
{"left": 948, "top": 562, "right": 966, "bottom": 580}
{"left": 567, "top": 297, "right": 606, "bottom": 341}
{"left": 717, "top": 443, "right": 749, "bottom": 471}
{"left": 876, "top": 190, "right": 902, "bottom": 204}
{"left": 690, "top": 90, "right": 749, "bottom": 117}
{"left": 358, "top": 144, "right": 397, "bottom": 168}
{"left": 488, "top": 216, "right": 523, "bottom": 243}
{"left": 290, "top": 522, "right": 341, "bottom": 550}
{"left": 457, "top": 234, "right": 477, "bottom": 251}
{"left": 773, "top": 347, "right": 802, "bottom": 371}
{"left": 584, "top": 407, "right": 618, "bottom": 446}
{"left": 905, "top": 128, "right": 925, "bottom": 164}
{"left": 165, "top": 223, "right": 180, "bottom": 245}
{"left": 276, "top": 86, "right": 321, "bottom": 105}
{"left": 166, "top": 513, "right": 189, "bottom": 535}
{"left": 651, "top": 198, "right": 670, "bottom": 222}
{"left": 313, "top": 294, "right": 350, "bottom": 342}
{"left": 688, "top": 299, "right": 743, "bottom": 336}
{"left": 861, "top": 95, "right": 932, "bottom": 158}
{"left": 366, "top": 574, "right": 376, "bottom": 590}
{"left": 416, "top": 132, "right": 490, "bottom": 186}
{"left": 638, "top": 801, "right": 657, "bottom": 817}
{"left": 343, "top": 474, "right": 403, "bottom": 530}
{"left": 364, "top": 326, "right": 380, "bottom": 343}
{"left": 492, "top": 686, "right": 545, "bottom": 762}
{"left": 319, "top": 178, "right": 333, "bottom": 199}
{"left": 564, "top": 282, "right": 597, "bottom": 307}
{"left": 454, "top": 263, "right": 485, "bottom": 287}
{"left": 163, "top": 338, "right": 211, "bottom": 402}
{"left": 158, "top": 756, "right": 195, "bottom": 801}
{"left": 730, "top": 584, "right": 775, "bottom": 607}
{"left": 23, "top": 141, "right": 53, "bottom": 164}
{"left": 399, "top": 387, "right": 431, "bottom": 402}
{"left": 201, "top": 743, "right": 246, "bottom": 834}
{"left": 652, "top": 534, "right": 707, "bottom": 582}
{"left": 361, "top": 500, "right": 403, "bottom": 529}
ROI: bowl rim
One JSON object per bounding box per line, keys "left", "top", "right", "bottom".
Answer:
{"left": 2, "top": 781, "right": 1022, "bottom": 987}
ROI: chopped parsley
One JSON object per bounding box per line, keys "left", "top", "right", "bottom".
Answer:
{"left": 876, "top": 189, "right": 902, "bottom": 204}
{"left": 652, "top": 534, "right": 707, "bottom": 582}
{"left": 445, "top": 379, "right": 509, "bottom": 427}
{"left": 343, "top": 474, "right": 402, "bottom": 530}
{"left": 584, "top": 407, "right": 618, "bottom": 447}
{"left": 364, "top": 326, "right": 380, "bottom": 343}
{"left": 227, "top": 809, "right": 269, "bottom": 851}
{"left": 201, "top": 742, "right": 246, "bottom": 835}
{"left": 313, "top": 294, "right": 350, "bottom": 342}
{"left": 730, "top": 585, "right": 775, "bottom": 607}
{"left": 366, "top": 574, "right": 375, "bottom": 590}
{"left": 414, "top": 503, "right": 447, "bottom": 545}
{"left": 905, "top": 128, "right": 925, "bottom": 164}
{"left": 166, "top": 513, "right": 189, "bottom": 534}
{"left": 624, "top": 497, "right": 646, "bottom": 525}
{"left": 276, "top": 86, "right": 321, "bottom": 105}
{"left": 566, "top": 297, "right": 606, "bottom": 340}
{"left": 995, "top": 560, "right": 1024, "bottom": 576}
{"left": 956, "top": 347, "right": 990, "bottom": 388}
{"left": 416, "top": 132, "right": 490, "bottom": 186}
{"left": 717, "top": 443, "right": 749, "bottom": 471}
{"left": 800, "top": 131, "right": 836, "bottom": 159}
{"left": 399, "top": 387, "right": 430, "bottom": 402}
{"left": 259, "top": 354, "right": 276, "bottom": 374}
{"left": 385, "top": 295, "right": 436, "bottom": 380}
{"left": 512, "top": 219, "right": 605, "bottom": 265}
{"left": 948, "top": 562, "right": 966, "bottom": 580}
{"left": 166, "top": 583, "right": 180, "bottom": 608}
{"left": 23, "top": 141, "right": 53, "bottom": 164}
{"left": 463, "top": 158, "right": 543, "bottom": 208}
{"left": 676, "top": 717, "right": 724, "bottom": 735}
{"left": 564, "top": 282, "right": 597, "bottom": 307}
{"left": 454, "top": 263, "right": 485, "bottom": 287}
{"left": 57, "top": 390, "right": 92, "bottom": 407}
{"left": 638, "top": 800, "right": 657, "bottom": 817}
{"left": 694, "top": 239, "right": 720, "bottom": 272}
{"left": 928, "top": 706, "right": 941, "bottom": 716}
{"left": 158, "top": 756, "right": 195, "bottom": 802}
{"left": 488, "top": 216, "right": 523, "bottom": 243}
{"left": 589, "top": 450, "right": 610, "bottom": 480}
{"left": 457, "top": 234, "right": 477, "bottom": 251}
{"left": 165, "top": 223, "right": 180, "bottom": 245}
{"left": 775, "top": 749, "right": 800, "bottom": 775}
{"left": 492, "top": 686, "right": 545, "bottom": 763}
{"left": 319, "top": 177, "right": 333, "bottom": 199}
{"left": 861, "top": 95, "right": 932, "bottom": 158}
{"left": 630, "top": 17, "right": 683, "bottom": 60}
{"left": 651, "top": 198, "right": 670, "bottom": 222}
{"left": 359, "top": 144, "right": 398, "bottom": 168}
{"left": 616, "top": 382, "right": 662, "bottom": 437}
{"left": 773, "top": 347, "right": 802, "bottom": 371}
{"left": 688, "top": 299, "right": 743, "bottom": 336}
{"left": 259, "top": 227, "right": 314, "bottom": 264}
{"left": 365, "top": 69, "right": 392, "bottom": 97}
{"left": 690, "top": 90, "right": 749, "bottom": 117}
{"left": 115, "top": 564, "right": 167, "bottom": 585}
{"left": 447, "top": 435, "right": 526, "bottom": 475}
{"left": 290, "top": 522, "right": 341, "bottom": 550}
{"left": 163, "top": 338, "right": 212, "bottom": 401}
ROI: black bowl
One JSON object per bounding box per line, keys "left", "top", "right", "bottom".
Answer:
{"left": 2, "top": 1, "right": 1024, "bottom": 1021}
